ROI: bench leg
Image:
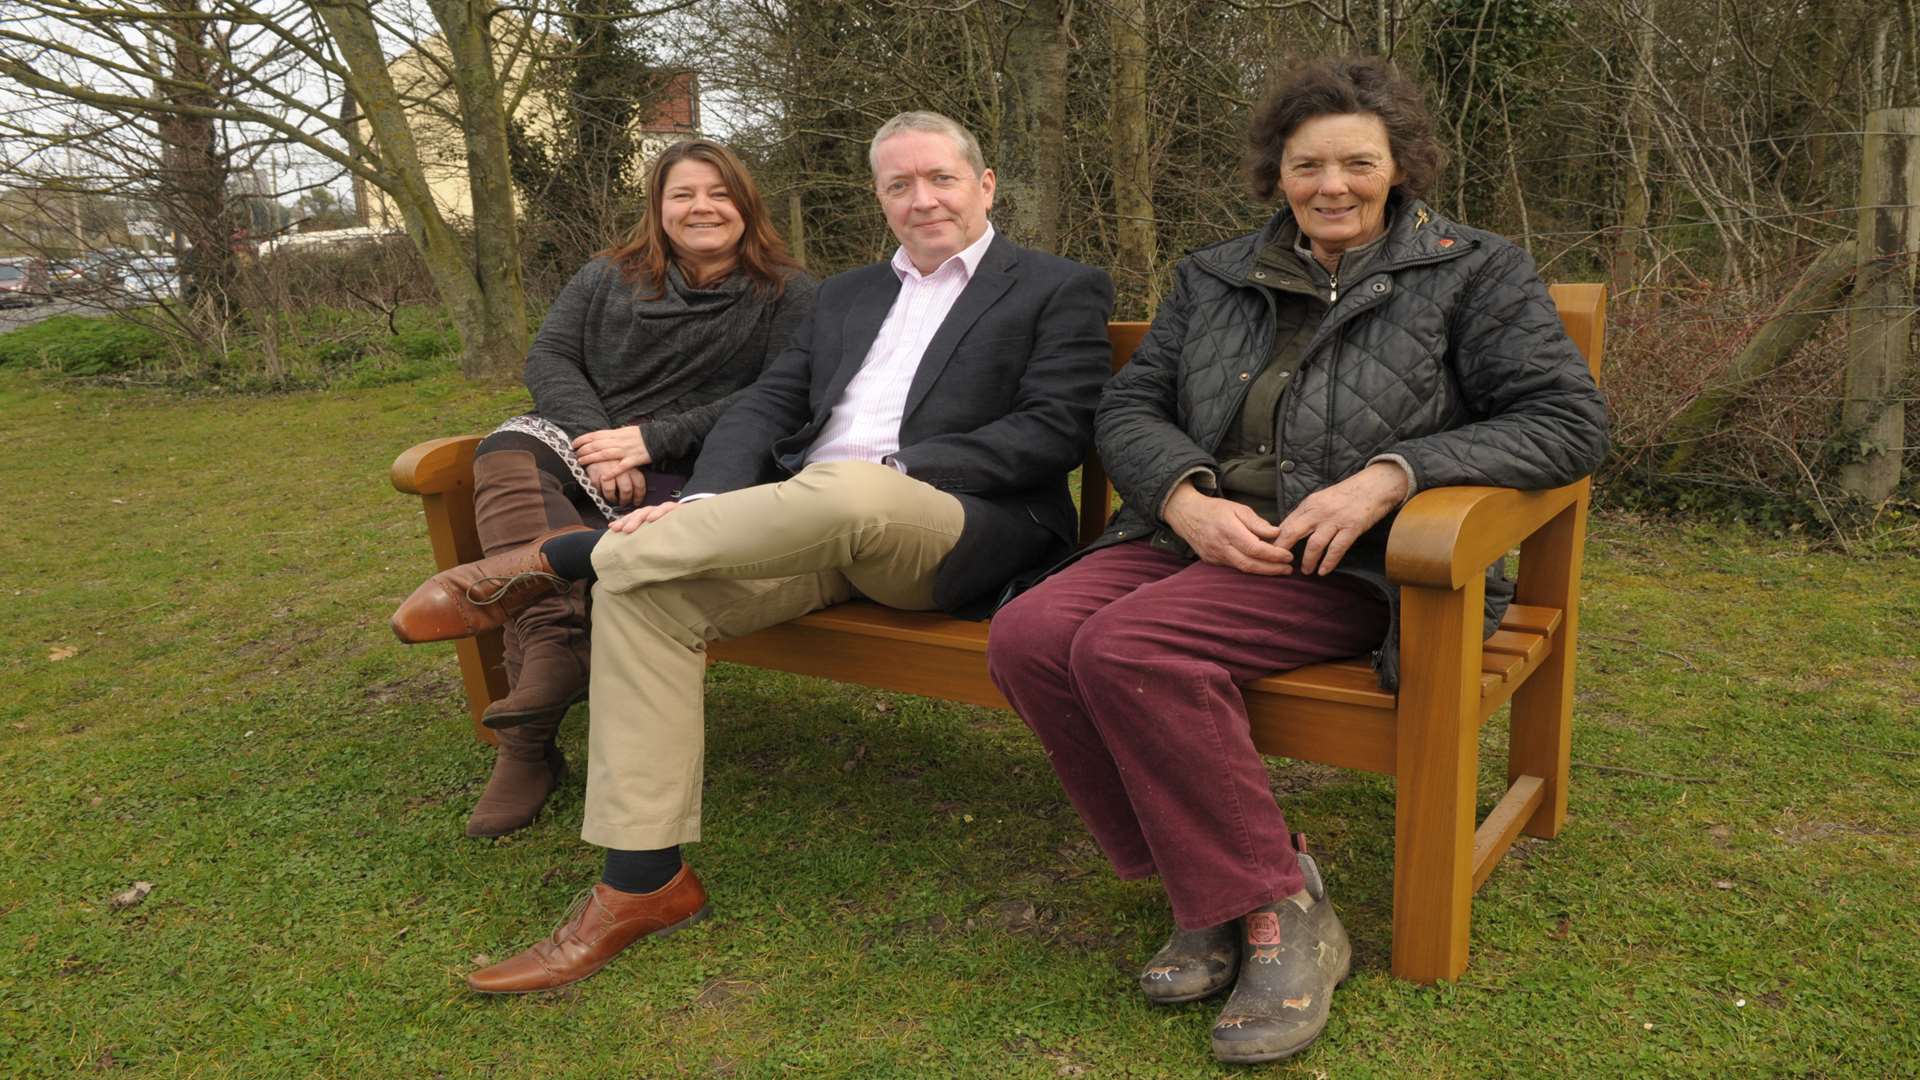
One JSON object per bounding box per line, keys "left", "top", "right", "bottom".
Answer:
{"left": 1390, "top": 579, "right": 1484, "bottom": 984}
{"left": 1509, "top": 496, "right": 1590, "bottom": 839}
{"left": 455, "top": 633, "right": 508, "bottom": 747}
{"left": 418, "top": 487, "right": 507, "bottom": 746}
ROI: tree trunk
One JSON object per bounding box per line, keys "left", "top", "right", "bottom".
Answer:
{"left": 1109, "top": 0, "right": 1159, "bottom": 315}
{"left": 1839, "top": 108, "right": 1920, "bottom": 501}
{"left": 155, "top": 0, "right": 234, "bottom": 319}
{"left": 315, "top": 0, "right": 527, "bottom": 380}
{"left": 428, "top": 0, "right": 531, "bottom": 375}
{"left": 787, "top": 190, "right": 807, "bottom": 268}
{"left": 1612, "top": 0, "right": 1653, "bottom": 300}
{"left": 1660, "top": 241, "right": 1858, "bottom": 474}
{"left": 1002, "top": 0, "right": 1069, "bottom": 252}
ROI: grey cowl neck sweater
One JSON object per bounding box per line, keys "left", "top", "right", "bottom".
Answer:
{"left": 521, "top": 256, "right": 817, "bottom": 464}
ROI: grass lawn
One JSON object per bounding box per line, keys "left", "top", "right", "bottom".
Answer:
{"left": 1, "top": 368, "right": 1915, "bottom": 1077}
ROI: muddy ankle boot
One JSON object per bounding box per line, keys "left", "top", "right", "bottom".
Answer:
{"left": 465, "top": 722, "right": 568, "bottom": 838}
{"left": 1140, "top": 921, "right": 1239, "bottom": 1004}
{"left": 1208, "top": 851, "right": 1352, "bottom": 1064}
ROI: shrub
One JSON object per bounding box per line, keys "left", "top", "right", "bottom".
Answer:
{"left": 0, "top": 304, "right": 461, "bottom": 390}
{"left": 0, "top": 314, "right": 169, "bottom": 375}
{"left": 1595, "top": 278, "right": 1920, "bottom": 538}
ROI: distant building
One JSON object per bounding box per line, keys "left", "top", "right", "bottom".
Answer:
{"left": 358, "top": 38, "right": 700, "bottom": 231}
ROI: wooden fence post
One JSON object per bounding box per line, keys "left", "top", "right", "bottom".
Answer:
{"left": 1839, "top": 108, "right": 1920, "bottom": 502}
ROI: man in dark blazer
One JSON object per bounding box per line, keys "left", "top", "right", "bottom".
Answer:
{"left": 393, "top": 111, "right": 1114, "bottom": 995}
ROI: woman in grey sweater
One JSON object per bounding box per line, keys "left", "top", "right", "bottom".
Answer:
{"left": 465, "top": 139, "right": 815, "bottom": 839}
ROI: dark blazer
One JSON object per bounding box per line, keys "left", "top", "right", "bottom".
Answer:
{"left": 685, "top": 231, "right": 1115, "bottom": 616}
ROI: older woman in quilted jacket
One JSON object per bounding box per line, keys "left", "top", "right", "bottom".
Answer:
{"left": 986, "top": 55, "right": 1609, "bottom": 1065}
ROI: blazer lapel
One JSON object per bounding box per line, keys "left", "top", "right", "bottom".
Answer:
{"left": 825, "top": 267, "right": 903, "bottom": 406}
{"left": 902, "top": 235, "right": 1019, "bottom": 419}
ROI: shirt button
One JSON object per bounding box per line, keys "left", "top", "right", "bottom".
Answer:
{"left": 1280, "top": 460, "right": 1296, "bottom": 473}
{"left": 1253, "top": 271, "right": 1268, "bottom": 280}
{"left": 1372, "top": 281, "right": 1389, "bottom": 293}
{"left": 1238, "top": 372, "right": 1250, "bottom": 381}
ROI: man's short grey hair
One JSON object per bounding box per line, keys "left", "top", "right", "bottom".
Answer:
{"left": 869, "top": 111, "right": 988, "bottom": 177}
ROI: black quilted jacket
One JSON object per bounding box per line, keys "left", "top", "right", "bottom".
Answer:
{"left": 1087, "top": 196, "right": 1609, "bottom": 688}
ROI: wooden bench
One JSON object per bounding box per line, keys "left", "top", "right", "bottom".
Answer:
{"left": 392, "top": 284, "right": 1605, "bottom": 985}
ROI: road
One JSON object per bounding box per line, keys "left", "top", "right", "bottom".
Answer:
{"left": 0, "top": 297, "right": 124, "bottom": 333}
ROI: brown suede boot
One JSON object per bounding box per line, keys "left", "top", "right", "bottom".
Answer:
{"left": 467, "top": 449, "right": 592, "bottom": 729}
{"left": 465, "top": 717, "right": 568, "bottom": 837}
{"left": 482, "top": 585, "right": 590, "bottom": 730}
{"left": 454, "top": 447, "right": 594, "bottom": 837}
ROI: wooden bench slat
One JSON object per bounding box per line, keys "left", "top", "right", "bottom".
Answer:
{"left": 1482, "top": 629, "right": 1536, "bottom": 657}
{"left": 1254, "top": 660, "right": 1394, "bottom": 709}
{"left": 719, "top": 600, "right": 1562, "bottom": 716}
{"left": 1472, "top": 774, "right": 1546, "bottom": 891}
{"left": 1497, "top": 604, "right": 1563, "bottom": 636}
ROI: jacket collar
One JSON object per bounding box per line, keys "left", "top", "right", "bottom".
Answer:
{"left": 1194, "top": 192, "right": 1468, "bottom": 284}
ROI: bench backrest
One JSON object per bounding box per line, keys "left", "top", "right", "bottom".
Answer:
{"left": 1078, "top": 284, "right": 1606, "bottom": 548}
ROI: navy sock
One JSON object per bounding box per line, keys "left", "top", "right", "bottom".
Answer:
{"left": 541, "top": 529, "right": 602, "bottom": 583}
{"left": 602, "top": 846, "right": 682, "bottom": 894}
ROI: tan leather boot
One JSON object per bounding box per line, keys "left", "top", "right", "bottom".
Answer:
{"left": 393, "top": 448, "right": 593, "bottom": 644}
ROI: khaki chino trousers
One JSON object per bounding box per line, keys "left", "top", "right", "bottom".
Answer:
{"left": 580, "top": 460, "right": 966, "bottom": 850}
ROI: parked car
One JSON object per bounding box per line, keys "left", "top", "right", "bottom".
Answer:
{"left": 120, "top": 255, "right": 181, "bottom": 301}
{"left": 46, "top": 254, "right": 125, "bottom": 296}
{"left": 0, "top": 262, "right": 37, "bottom": 308}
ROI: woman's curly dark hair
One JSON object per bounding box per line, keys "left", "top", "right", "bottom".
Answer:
{"left": 1246, "top": 55, "right": 1448, "bottom": 202}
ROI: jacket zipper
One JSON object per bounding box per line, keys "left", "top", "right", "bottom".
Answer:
{"left": 1295, "top": 245, "right": 1476, "bottom": 367}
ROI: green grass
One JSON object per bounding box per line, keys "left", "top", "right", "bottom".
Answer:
{"left": 0, "top": 368, "right": 1915, "bottom": 1076}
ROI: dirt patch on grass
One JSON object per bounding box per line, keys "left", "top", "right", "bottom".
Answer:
{"left": 1005, "top": 1035, "right": 1093, "bottom": 1076}
{"left": 367, "top": 671, "right": 458, "bottom": 708}
{"left": 1773, "top": 819, "right": 1911, "bottom": 844}
{"left": 1267, "top": 759, "right": 1346, "bottom": 795}
{"left": 687, "top": 977, "right": 762, "bottom": 1012}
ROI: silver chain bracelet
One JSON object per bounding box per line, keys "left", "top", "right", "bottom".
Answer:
{"left": 490, "top": 414, "right": 622, "bottom": 522}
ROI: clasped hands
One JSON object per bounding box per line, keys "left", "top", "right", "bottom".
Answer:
{"left": 1162, "top": 462, "right": 1408, "bottom": 576}
{"left": 571, "top": 425, "right": 688, "bottom": 534}
{"left": 572, "top": 425, "right": 653, "bottom": 513}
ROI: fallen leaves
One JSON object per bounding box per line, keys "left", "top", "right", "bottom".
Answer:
{"left": 48, "top": 646, "right": 78, "bottom": 661}
{"left": 108, "top": 882, "right": 153, "bottom": 912}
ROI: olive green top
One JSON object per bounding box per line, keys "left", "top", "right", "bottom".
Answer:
{"left": 1210, "top": 224, "right": 1389, "bottom": 521}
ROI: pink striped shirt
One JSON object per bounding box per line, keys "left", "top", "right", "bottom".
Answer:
{"left": 804, "top": 224, "right": 998, "bottom": 468}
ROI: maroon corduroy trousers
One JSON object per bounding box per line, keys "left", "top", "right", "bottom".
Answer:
{"left": 987, "top": 541, "right": 1390, "bottom": 929}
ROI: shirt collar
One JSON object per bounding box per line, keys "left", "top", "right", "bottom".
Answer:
{"left": 1291, "top": 211, "right": 1391, "bottom": 277}
{"left": 891, "top": 221, "right": 996, "bottom": 283}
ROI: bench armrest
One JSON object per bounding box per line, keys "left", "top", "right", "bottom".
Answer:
{"left": 392, "top": 436, "right": 485, "bottom": 496}
{"left": 1385, "top": 480, "right": 1590, "bottom": 590}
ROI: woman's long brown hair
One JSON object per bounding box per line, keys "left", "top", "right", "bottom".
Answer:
{"left": 601, "top": 139, "right": 801, "bottom": 299}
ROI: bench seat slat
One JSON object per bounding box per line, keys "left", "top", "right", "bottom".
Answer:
{"left": 710, "top": 600, "right": 1562, "bottom": 728}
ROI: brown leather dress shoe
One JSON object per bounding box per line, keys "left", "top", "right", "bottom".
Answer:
{"left": 466, "top": 866, "right": 710, "bottom": 995}
{"left": 391, "top": 524, "right": 592, "bottom": 644}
